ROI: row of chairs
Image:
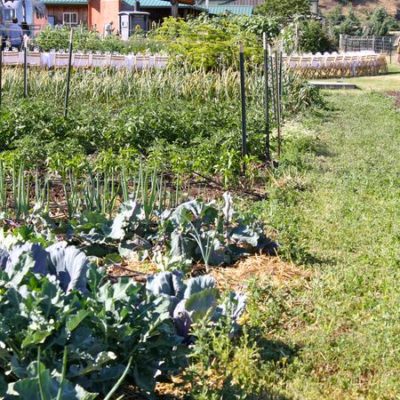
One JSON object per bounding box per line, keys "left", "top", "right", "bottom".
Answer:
{"left": 297, "top": 50, "right": 376, "bottom": 57}
{"left": 1, "top": 51, "right": 169, "bottom": 69}
{"left": 283, "top": 53, "right": 387, "bottom": 78}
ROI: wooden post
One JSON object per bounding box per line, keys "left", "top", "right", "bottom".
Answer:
{"left": 171, "top": 0, "right": 179, "bottom": 17}
{"left": 263, "top": 33, "right": 271, "bottom": 164}
{"left": 239, "top": 42, "right": 247, "bottom": 164}
{"left": 64, "top": 29, "right": 73, "bottom": 118}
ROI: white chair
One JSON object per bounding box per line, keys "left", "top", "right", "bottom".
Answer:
{"left": 73, "top": 53, "right": 90, "bottom": 68}
{"left": 54, "top": 53, "right": 70, "bottom": 68}
{"left": 27, "top": 52, "right": 41, "bottom": 66}
{"left": 91, "top": 54, "right": 111, "bottom": 68}
{"left": 3, "top": 51, "right": 20, "bottom": 66}
{"left": 110, "top": 54, "right": 126, "bottom": 69}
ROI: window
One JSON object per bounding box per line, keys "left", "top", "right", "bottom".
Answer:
{"left": 63, "top": 12, "right": 78, "bottom": 26}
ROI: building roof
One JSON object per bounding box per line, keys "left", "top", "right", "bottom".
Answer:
{"left": 210, "top": 0, "right": 262, "bottom": 6}
{"left": 195, "top": 0, "right": 257, "bottom": 15}
{"left": 125, "top": 0, "right": 206, "bottom": 9}
{"left": 208, "top": 5, "right": 253, "bottom": 15}
{"left": 43, "top": 0, "right": 88, "bottom": 4}
{"left": 41, "top": 0, "right": 251, "bottom": 14}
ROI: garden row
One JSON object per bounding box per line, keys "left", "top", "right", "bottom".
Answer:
{"left": 0, "top": 188, "right": 272, "bottom": 398}
{"left": 0, "top": 14, "right": 325, "bottom": 398}
{"left": 0, "top": 67, "right": 321, "bottom": 193}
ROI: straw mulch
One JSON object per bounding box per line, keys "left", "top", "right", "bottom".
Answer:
{"left": 210, "top": 254, "right": 312, "bottom": 291}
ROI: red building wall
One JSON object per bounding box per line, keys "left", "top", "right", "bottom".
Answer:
{"left": 88, "top": 0, "right": 120, "bottom": 35}
{"left": 35, "top": 5, "right": 88, "bottom": 30}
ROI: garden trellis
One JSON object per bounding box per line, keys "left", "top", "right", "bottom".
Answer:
{"left": 240, "top": 39, "right": 285, "bottom": 169}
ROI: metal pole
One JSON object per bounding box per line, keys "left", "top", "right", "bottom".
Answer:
{"left": 263, "top": 33, "right": 271, "bottom": 164}
{"left": 239, "top": 42, "right": 247, "bottom": 163}
{"left": 64, "top": 29, "right": 74, "bottom": 118}
{"left": 278, "top": 49, "right": 283, "bottom": 124}
{"left": 275, "top": 51, "right": 282, "bottom": 159}
{"left": 390, "top": 37, "right": 392, "bottom": 64}
{"left": 269, "top": 45, "right": 276, "bottom": 126}
{"left": 23, "top": 36, "right": 28, "bottom": 98}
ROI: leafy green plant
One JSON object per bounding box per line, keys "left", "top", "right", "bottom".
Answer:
{"left": 254, "top": 0, "right": 310, "bottom": 21}
{"left": 0, "top": 226, "right": 249, "bottom": 398}
{"left": 0, "top": 248, "right": 186, "bottom": 396}
{"left": 364, "top": 7, "right": 399, "bottom": 36}
{"left": 298, "top": 20, "right": 336, "bottom": 54}
{"left": 146, "top": 271, "right": 246, "bottom": 340}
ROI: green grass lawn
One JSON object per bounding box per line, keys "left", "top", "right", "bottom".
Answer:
{"left": 250, "top": 85, "right": 400, "bottom": 399}
{"left": 322, "top": 63, "right": 400, "bottom": 91}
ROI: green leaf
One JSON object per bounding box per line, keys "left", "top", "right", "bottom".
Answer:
{"left": 22, "top": 329, "right": 53, "bottom": 348}
{"left": 9, "top": 254, "right": 35, "bottom": 288}
{"left": 185, "top": 288, "right": 219, "bottom": 322}
{"left": 7, "top": 372, "right": 98, "bottom": 400}
{"left": 66, "top": 310, "right": 90, "bottom": 332}
{"left": 69, "top": 351, "right": 117, "bottom": 377}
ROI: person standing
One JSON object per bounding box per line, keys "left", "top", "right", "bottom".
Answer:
{"left": 0, "top": 19, "right": 7, "bottom": 51}
{"left": 8, "top": 18, "right": 23, "bottom": 50}
{"left": 104, "top": 21, "right": 114, "bottom": 38}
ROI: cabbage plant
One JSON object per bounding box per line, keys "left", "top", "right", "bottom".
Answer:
{"left": 0, "top": 248, "right": 186, "bottom": 397}
{"left": 71, "top": 193, "right": 277, "bottom": 271}
{"left": 146, "top": 271, "right": 246, "bottom": 340}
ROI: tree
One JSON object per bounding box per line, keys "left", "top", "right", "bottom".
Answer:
{"left": 326, "top": 5, "right": 345, "bottom": 26}
{"left": 299, "top": 19, "right": 335, "bottom": 53}
{"left": 254, "top": 0, "right": 310, "bottom": 21}
{"left": 337, "top": 7, "right": 362, "bottom": 36}
{"left": 365, "top": 7, "right": 398, "bottom": 36}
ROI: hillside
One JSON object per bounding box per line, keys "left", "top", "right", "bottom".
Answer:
{"left": 319, "top": 0, "right": 400, "bottom": 17}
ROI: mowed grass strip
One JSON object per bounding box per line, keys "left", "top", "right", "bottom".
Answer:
{"left": 258, "top": 89, "right": 400, "bottom": 399}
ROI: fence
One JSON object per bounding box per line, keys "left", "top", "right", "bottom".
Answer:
{"left": 339, "top": 34, "right": 394, "bottom": 55}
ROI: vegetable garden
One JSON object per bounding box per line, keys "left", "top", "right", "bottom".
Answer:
{"left": 0, "top": 15, "right": 326, "bottom": 399}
